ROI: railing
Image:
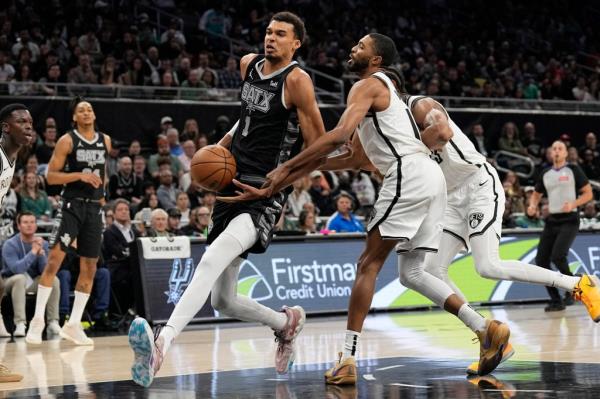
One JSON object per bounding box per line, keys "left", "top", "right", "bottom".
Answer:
{"left": 493, "top": 150, "right": 536, "bottom": 180}
{"left": 4, "top": 80, "right": 600, "bottom": 111}
{"left": 435, "top": 96, "right": 600, "bottom": 113}
{"left": 0, "top": 81, "right": 239, "bottom": 102}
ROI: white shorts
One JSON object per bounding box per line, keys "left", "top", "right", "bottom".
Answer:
{"left": 442, "top": 162, "right": 505, "bottom": 251}
{"left": 368, "top": 153, "right": 446, "bottom": 253}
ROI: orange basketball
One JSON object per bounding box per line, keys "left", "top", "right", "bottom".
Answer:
{"left": 190, "top": 145, "right": 237, "bottom": 192}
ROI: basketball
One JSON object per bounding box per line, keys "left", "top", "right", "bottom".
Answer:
{"left": 190, "top": 145, "right": 237, "bottom": 192}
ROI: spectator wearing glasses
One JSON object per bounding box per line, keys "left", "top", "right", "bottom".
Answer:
{"left": 182, "top": 206, "right": 210, "bottom": 237}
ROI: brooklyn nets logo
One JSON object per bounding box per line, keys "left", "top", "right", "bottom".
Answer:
{"left": 469, "top": 212, "right": 484, "bottom": 229}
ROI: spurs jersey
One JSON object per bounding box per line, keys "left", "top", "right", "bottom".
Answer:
{"left": 0, "top": 144, "right": 16, "bottom": 207}
{"left": 356, "top": 72, "right": 430, "bottom": 175}
{"left": 404, "top": 96, "right": 486, "bottom": 191}
{"left": 231, "top": 56, "right": 303, "bottom": 180}
{"left": 62, "top": 129, "right": 107, "bottom": 200}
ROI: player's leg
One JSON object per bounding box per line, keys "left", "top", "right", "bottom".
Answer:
{"left": 423, "top": 233, "right": 467, "bottom": 301}
{"left": 211, "top": 257, "right": 287, "bottom": 328}
{"left": 325, "top": 228, "right": 397, "bottom": 385}
{"left": 28, "top": 200, "right": 76, "bottom": 344}
{"left": 26, "top": 245, "right": 67, "bottom": 344}
{"left": 398, "top": 164, "right": 509, "bottom": 376}
{"left": 211, "top": 258, "right": 301, "bottom": 374}
{"left": 59, "top": 202, "right": 104, "bottom": 345}
{"left": 58, "top": 256, "right": 97, "bottom": 345}
{"left": 466, "top": 167, "right": 581, "bottom": 294}
{"left": 470, "top": 229, "right": 580, "bottom": 291}
{"left": 129, "top": 213, "right": 259, "bottom": 387}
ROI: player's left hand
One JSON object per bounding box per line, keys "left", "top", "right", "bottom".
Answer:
{"left": 216, "top": 180, "right": 271, "bottom": 203}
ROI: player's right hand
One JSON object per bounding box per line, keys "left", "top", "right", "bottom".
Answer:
{"left": 79, "top": 172, "right": 103, "bottom": 188}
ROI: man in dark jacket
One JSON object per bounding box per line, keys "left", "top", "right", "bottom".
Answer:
{"left": 102, "top": 199, "right": 137, "bottom": 315}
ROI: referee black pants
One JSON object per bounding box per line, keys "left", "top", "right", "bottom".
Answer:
{"left": 535, "top": 216, "right": 579, "bottom": 304}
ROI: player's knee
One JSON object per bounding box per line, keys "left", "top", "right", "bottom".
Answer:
{"left": 474, "top": 258, "right": 502, "bottom": 280}
{"left": 356, "top": 258, "right": 381, "bottom": 277}
{"left": 210, "top": 291, "right": 232, "bottom": 314}
{"left": 399, "top": 266, "right": 424, "bottom": 289}
{"left": 423, "top": 262, "right": 444, "bottom": 279}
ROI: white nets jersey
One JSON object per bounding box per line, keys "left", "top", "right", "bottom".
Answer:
{"left": 356, "top": 72, "right": 430, "bottom": 175}
{"left": 0, "top": 144, "right": 15, "bottom": 206}
{"left": 404, "top": 96, "right": 485, "bottom": 191}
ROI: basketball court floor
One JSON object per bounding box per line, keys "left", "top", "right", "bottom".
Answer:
{"left": 1, "top": 303, "right": 599, "bottom": 398}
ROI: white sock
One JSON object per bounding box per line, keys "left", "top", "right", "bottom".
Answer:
{"left": 163, "top": 214, "right": 258, "bottom": 346}
{"left": 457, "top": 304, "right": 487, "bottom": 333}
{"left": 33, "top": 285, "right": 52, "bottom": 321}
{"left": 159, "top": 325, "right": 176, "bottom": 356}
{"left": 342, "top": 330, "right": 360, "bottom": 360}
{"left": 69, "top": 291, "right": 90, "bottom": 324}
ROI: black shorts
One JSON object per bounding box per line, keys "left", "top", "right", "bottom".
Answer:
{"left": 49, "top": 198, "right": 103, "bottom": 258}
{"left": 207, "top": 191, "right": 286, "bottom": 256}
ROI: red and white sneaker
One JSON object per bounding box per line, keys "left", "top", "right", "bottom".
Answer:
{"left": 274, "top": 306, "right": 306, "bottom": 374}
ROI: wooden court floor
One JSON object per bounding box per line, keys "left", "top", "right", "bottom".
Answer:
{"left": 0, "top": 303, "right": 599, "bottom": 397}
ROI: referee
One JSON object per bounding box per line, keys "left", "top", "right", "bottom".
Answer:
{"left": 528, "top": 140, "right": 593, "bottom": 311}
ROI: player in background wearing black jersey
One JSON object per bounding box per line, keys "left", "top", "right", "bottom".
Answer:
{"left": 128, "top": 12, "right": 326, "bottom": 387}
{"left": 0, "top": 104, "right": 35, "bottom": 382}
{"left": 26, "top": 98, "right": 111, "bottom": 346}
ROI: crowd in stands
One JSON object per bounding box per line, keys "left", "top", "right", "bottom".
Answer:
{"left": 0, "top": 1, "right": 599, "bottom": 101}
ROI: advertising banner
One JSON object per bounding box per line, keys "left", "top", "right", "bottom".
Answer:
{"left": 136, "top": 233, "right": 600, "bottom": 323}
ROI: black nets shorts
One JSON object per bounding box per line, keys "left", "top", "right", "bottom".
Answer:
{"left": 48, "top": 198, "right": 103, "bottom": 258}
{"left": 207, "top": 191, "right": 286, "bottom": 256}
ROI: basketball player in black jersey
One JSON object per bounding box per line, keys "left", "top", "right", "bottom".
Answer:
{"left": 128, "top": 12, "right": 326, "bottom": 387}
{"left": 0, "top": 103, "right": 35, "bottom": 382}
{"left": 26, "top": 98, "right": 111, "bottom": 346}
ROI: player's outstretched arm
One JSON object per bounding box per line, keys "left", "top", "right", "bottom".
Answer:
{"left": 411, "top": 98, "right": 453, "bottom": 151}
{"left": 320, "top": 132, "right": 376, "bottom": 172}
{"left": 266, "top": 79, "right": 379, "bottom": 193}
{"left": 46, "top": 134, "right": 102, "bottom": 188}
